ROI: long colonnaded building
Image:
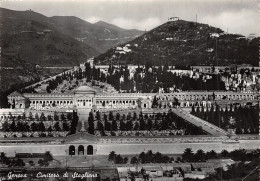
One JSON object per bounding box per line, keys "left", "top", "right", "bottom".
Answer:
{"left": 0, "top": 85, "right": 259, "bottom": 157}
{"left": 4, "top": 85, "right": 258, "bottom": 119}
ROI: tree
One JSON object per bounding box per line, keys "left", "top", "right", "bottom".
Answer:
{"left": 206, "top": 150, "right": 218, "bottom": 159}
{"left": 194, "top": 149, "right": 206, "bottom": 162}
{"left": 123, "top": 157, "right": 128, "bottom": 164}
{"left": 17, "top": 122, "right": 24, "bottom": 132}
{"left": 44, "top": 151, "right": 53, "bottom": 162}
{"left": 23, "top": 122, "right": 30, "bottom": 132}
{"left": 38, "top": 159, "right": 49, "bottom": 167}
{"left": 196, "top": 106, "right": 201, "bottom": 116}
{"left": 0, "top": 152, "right": 10, "bottom": 165}
{"left": 104, "top": 120, "right": 111, "bottom": 131}
{"left": 139, "top": 152, "right": 147, "bottom": 164}
{"left": 40, "top": 112, "right": 46, "bottom": 121}
{"left": 22, "top": 112, "right": 26, "bottom": 120}
{"left": 47, "top": 115, "right": 52, "bottom": 121}
{"left": 133, "top": 112, "right": 137, "bottom": 120}
{"left": 191, "top": 105, "right": 196, "bottom": 114}
{"left": 126, "top": 120, "right": 133, "bottom": 131}
{"left": 17, "top": 115, "right": 22, "bottom": 120}
{"left": 139, "top": 118, "right": 146, "bottom": 130}
{"left": 182, "top": 148, "right": 194, "bottom": 162}
{"left": 38, "top": 122, "right": 46, "bottom": 132}
{"left": 147, "top": 119, "right": 153, "bottom": 130}
{"left": 47, "top": 126, "right": 53, "bottom": 132}
{"left": 111, "top": 120, "right": 118, "bottom": 131}
{"left": 109, "top": 111, "right": 114, "bottom": 120}
{"left": 54, "top": 112, "right": 59, "bottom": 121}
{"left": 154, "top": 120, "right": 160, "bottom": 130}
{"left": 35, "top": 113, "right": 39, "bottom": 121}
{"left": 96, "top": 111, "right": 101, "bottom": 120}
{"left": 104, "top": 114, "right": 108, "bottom": 121}
{"left": 173, "top": 97, "right": 180, "bottom": 107}
{"left": 119, "top": 120, "right": 126, "bottom": 131}
{"left": 15, "top": 158, "right": 25, "bottom": 167}
{"left": 88, "top": 112, "right": 95, "bottom": 135}
{"left": 54, "top": 122, "right": 61, "bottom": 132}
{"left": 133, "top": 122, "right": 140, "bottom": 130}
{"left": 67, "top": 113, "right": 72, "bottom": 120}
{"left": 2, "top": 120, "right": 9, "bottom": 132}
{"left": 127, "top": 113, "right": 131, "bottom": 120}
{"left": 70, "top": 111, "right": 78, "bottom": 134}
{"left": 97, "top": 121, "right": 104, "bottom": 132}
{"left": 130, "top": 156, "right": 138, "bottom": 164}
{"left": 60, "top": 113, "right": 66, "bottom": 121}
{"left": 63, "top": 122, "right": 69, "bottom": 131}
{"left": 30, "top": 122, "right": 38, "bottom": 131}
{"left": 152, "top": 96, "right": 158, "bottom": 108}
{"left": 29, "top": 112, "right": 33, "bottom": 121}
{"left": 221, "top": 150, "right": 229, "bottom": 158}
{"left": 108, "top": 151, "right": 116, "bottom": 162}
{"left": 176, "top": 157, "right": 182, "bottom": 162}
{"left": 115, "top": 154, "right": 124, "bottom": 164}
{"left": 139, "top": 111, "right": 143, "bottom": 119}
{"left": 10, "top": 120, "right": 17, "bottom": 132}
{"left": 9, "top": 112, "right": 13, "bottom": 119}
{"left": 116, "top": 113, "right": 120, "bottom": 120}
{"left": 230, "top": 149, "right": 247, "bottom": 161}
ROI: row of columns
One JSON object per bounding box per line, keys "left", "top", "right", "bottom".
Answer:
{"left": 31, "top": 100, "right": 74, "bottom": 106}
{"left": 96, "top": 99, "right": 137, "bottom": 108}
{"left": 76, "top": 98, "right": 93, "bottom": 108}
{"left": 159, "top": 94, "right": 255, "bottom": 101}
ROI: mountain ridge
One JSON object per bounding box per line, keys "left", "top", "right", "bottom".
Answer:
{"left": 94, "top": 19, "right": 259, "bottom": 66}
{"left": 0, "top": 7, "right": 144, "bottom": 93}
{"left": 49, "top": 15, "right": 144, "bottom": 53}
{"left": 0, "top": 7, "right": 144, "bottom": 53}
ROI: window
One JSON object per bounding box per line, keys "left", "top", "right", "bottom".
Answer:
{"left": 87, "top": 145, "right": 93, "bottom": 155}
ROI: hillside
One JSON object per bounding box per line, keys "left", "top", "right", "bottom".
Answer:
{"left": 0, "top": 8, "right": 99, "bottom": 67}
{"left": 0, "top": 7, "right": 144, "bottom": 66}
{"left": 0, "top": 7, "right": 143, "bottom": 95}
{"left": 50, "top": 17, "right": 144, "bottom": 53}
{"left": 0, "top": 8, "right": 99, "bottom": 95}
{"left": 95, "top": 20, "right": 259, "bottom": 66}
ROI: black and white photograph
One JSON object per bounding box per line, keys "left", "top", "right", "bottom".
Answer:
{"left": 0, "top": 0, "right": 259, "bottom": 180}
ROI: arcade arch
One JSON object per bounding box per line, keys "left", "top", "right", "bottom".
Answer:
{"left": 78, "top": 145, "right": 84, "bottom": 155}
{"left": 87, "top": 145, "right": 93, "bottom": 155}
{"left": 69, "top": 145, "right": 75, "bottom": 155}
{"left": 68, "top": 145, "right": 94, "bottom": 156}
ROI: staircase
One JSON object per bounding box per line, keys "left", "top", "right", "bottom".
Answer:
{"left": 172, "top": 108, "right": 230, "bottom": 136}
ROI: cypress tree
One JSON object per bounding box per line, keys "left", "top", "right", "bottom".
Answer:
{"left": 88, "top": 112, "right": 94, "bottom": 134}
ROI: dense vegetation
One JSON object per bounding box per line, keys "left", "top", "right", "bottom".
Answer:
{"left": 95, "top": 20, "right": 259, "bottom": 66}
{"left": 0, "top": 151, "right": 53, "bottom": 167}
{"left": 88, "top": 110, "right": 207, "bottom": 136}
{"left": 108, "top": 148, "right": 260, "bottom": 164}
{"left": 191, "top": 104, "right": 259, "bottom": 134}
{"left": 181, "top": 148, "right": 260, "bottom": 163}
{"left": 0, "top": 111, "right": 78, "bottom": 137}
{"left": 21, "top": 62, "right": 225, "bottom": 95}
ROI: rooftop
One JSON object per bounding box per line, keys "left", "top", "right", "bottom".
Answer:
{"left": 74, "top": 85, "right": 97, "bottom": 93}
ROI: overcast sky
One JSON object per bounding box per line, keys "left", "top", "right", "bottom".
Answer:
{"left": 1, "top": 0, "right": 258, "bottom": 36}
